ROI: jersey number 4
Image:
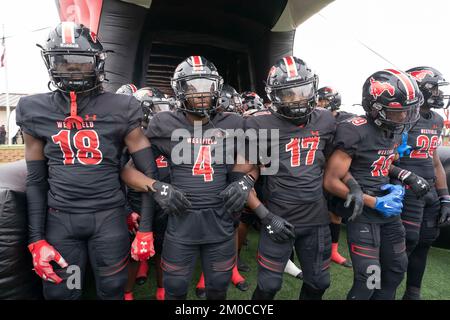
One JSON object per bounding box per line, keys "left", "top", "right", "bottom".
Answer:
{"left": 192, "top": 145, "right": 214, "bottom": 182}
{"left": 410, "top": 135, "right": 439, "bottom": 159}
{"left": 371, "top": 154, "right": 395, "bottom": 177}
{"left": 286, "top": 136, "right": 320, "bottom": 167}
{"left": 52, "top": 129, "right": 103, "bottom": 165}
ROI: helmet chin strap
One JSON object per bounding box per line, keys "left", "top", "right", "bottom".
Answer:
{"left": 64, "top": 91, "right": 84, "bottom": 130}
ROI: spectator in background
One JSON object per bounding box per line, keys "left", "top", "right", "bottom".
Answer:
{"left": 0, "top": 125, "right": 6, "bottom": 144}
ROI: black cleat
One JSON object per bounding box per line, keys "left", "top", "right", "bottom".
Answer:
{"left": 135, "top": 277, "right": 147, "bottom": 286}
{"left": 341, "top": 259, "right": 353, "bottom": 268}
{"left": 196, "top": 287, "right": 206, "bottom": 299}
{"left": 235, "top": 281, "right": 249, "bottom": 292}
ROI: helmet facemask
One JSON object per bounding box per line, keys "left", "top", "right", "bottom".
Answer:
{"left": 43, "top": 51, "right": 105, "bottom": 93}
{"left": 267, "top": 76, "right": 318, "bottom": 123}
{"left": 423, "top": 81, "right": 450, "bottom": 109}
{"left": 371, "top": 101, "right": 421, "bottom": 133}
{"left": 173, "top": 75, "right": 223, "bottom": 117}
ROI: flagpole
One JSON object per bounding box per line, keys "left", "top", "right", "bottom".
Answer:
{"left": 2, "top": 24, "right": 11, "bottom": 146}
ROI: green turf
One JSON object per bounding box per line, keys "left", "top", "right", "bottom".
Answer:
{"left": 131, "top": 226, "right": 450, "bottom": 300}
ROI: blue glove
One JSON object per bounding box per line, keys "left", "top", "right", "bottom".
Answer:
{"left": 396, "top": 132, "right": 412, "bottom": 158}
{"left": 374, "top": 184, "right": 405, "bottom": 217}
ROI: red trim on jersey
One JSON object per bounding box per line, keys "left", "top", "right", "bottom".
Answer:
{"left": 385, "top": 69, "right": 416, "bottom": 101}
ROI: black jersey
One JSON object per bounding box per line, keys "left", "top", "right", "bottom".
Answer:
{"left": 334, "top": 115, "right": 402, "bottom": 223}
{"left": 16, "top": 91, "right": 142, "bottom": 213}
{"left": 146, "top": 110, "right": 245, "bottom": 243}
{"left": 245, "top": 108, "right": 335, "bottom": 225}
{"left": 395, "top": 111, "right": 444, "bottom": 179}
{"left": 335, "top": 111, "right": 355, "bottom": 123}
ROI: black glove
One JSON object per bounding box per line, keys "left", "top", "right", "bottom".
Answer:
{"left": 150, "top": 181, "right": 191, "bottom": 215}
{"left": 254, "top": 204, "right": 295, "bottom": 243}
{"left": 438, "top": 190, "right": 450, "bottom": 227}
{"left": 397, "top": 169, "right": 430, "bottom": 198}
{"left": 219, "top": 174, "right": 255, "bottom": 214}
{"left": 345, "top": 178, "right": 364, "bottom": 222}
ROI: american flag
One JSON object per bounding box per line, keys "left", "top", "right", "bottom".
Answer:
{"left": 0, "top": 35, "right": 5, "bottom": 68}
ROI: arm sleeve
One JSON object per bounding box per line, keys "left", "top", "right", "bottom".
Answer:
{"left": 130, "top": 147, "right": 159, "bottom": 232}
{"left": 25, "top": 160, "right": 49, "bottom": 243}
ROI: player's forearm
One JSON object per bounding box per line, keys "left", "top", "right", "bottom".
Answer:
{"left": 26, "top": 160, "right": 49, "bottom": 243}
{"left": 121, "top": 165, "right": 156, "bottom": 192}
{"left": 325, "top": 171, "right": 376, "bottom": 209}
{"left": 433, "top": 154, "right": 448, "bottom": 191}
{"left": 247, "top": 189, "right": 262, "bottom": 210}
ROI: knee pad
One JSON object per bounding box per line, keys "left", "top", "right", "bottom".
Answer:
{"left": 299, "top": 283, "right": 326, "bottom": 300}
{"left": 252, "top": 286, "right": 276, "bottom": 300}
{"left": 257, "top": 269, "right": 283, "bottom": 293}
{"left": 207, "top": 271, "right": 232, "bottom": 292}
{"left": 164, "top": 276, "right": 190, "bottom": 298}
{"left": 349, "top": 243, "right": 380, "bottom": 283}
{"left": 43, "top": 282, "right": 82, "bottom": 300}
{"left": 97, "top": 271, "right": 128, "bottom": 300}
{"left": 389, "top": 242, "right": 408, "bottom": 275}
{"left": 419, "top": 222, "right": 440, "bottom": 247}
{"left": 403, "top": 221, "right": 420, "bottom": 254}
{"left": 206, "top": 289, "right": 227, "bottom": 300}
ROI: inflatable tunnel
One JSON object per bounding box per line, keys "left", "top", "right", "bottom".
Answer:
{"left": 55, "top": 0, "right": 334, "bottom": 96}
{"left": 0, "top": 161, "right": 42, "bottom": 299}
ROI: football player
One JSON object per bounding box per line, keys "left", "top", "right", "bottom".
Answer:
{"left": 16, "top": 22, "right": 163, "bottom": 299}
{"left": 218, "top": 84, "right": 244, "bottom": 114}
{"left": 324, "top": 69, "right": 427, "bottom": 299}
{"left": 120, "top": 56, "right": 251, "bottom": 300}
{"left": 398, "top": 67, "right": 450, "bottom": 300}
{"left": 242, "top": 56, "right": 336, "bottom": 300}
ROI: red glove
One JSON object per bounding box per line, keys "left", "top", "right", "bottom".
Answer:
{"left": 131, "top": 231, "right": 155, "bottom": 261}
{"left": 127, "top": 212, "right": 140, "bottom": 234}
{"left": 28, "top": 240, "right": 68, "bottom": 284}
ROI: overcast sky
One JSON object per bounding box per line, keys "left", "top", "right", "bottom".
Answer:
{"left": 1, "top": 0, "right": 449, "bottom": 118}
{"left": 295, "top": 0, "right": 450, "bottom": 115}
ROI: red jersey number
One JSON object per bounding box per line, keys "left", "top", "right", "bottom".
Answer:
{"left": 371, "top": 154, "right": 395, "bottom": 177}
{"left": 192, "top": 145, "right": 214, "bottom": 182}
{"left": 286, "top": 136, "right": 320, "bottom": 167}
{"left": 52, "top": 129, "right": 103, "bottom": 165}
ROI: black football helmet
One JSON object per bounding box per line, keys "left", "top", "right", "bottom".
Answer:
{"left": 134, "top": 87, "right": 171, "bottom": 127}
{"left": 406, "top": 66, "right": 449, "bottom": 109}
{"left": 241, "top": 91, "right": 264, "bottom": 112}
{"left": 116, "top": 84, "right": 138, "bottom": 95}
{"left": 219, "top": 84, "right": 243, "bottom": 113}
{"left": 266, "top": 56, "right": 318, "bottom": 124}
{"left": 39, "top": 21, "right": 107, "bottom": 93}
{"left": 317, "top": 86, "right": 341, "bottom": 111}
{"left": 362, "top": 69, "right": 422, "bottom": 133}
{"left": 171, "top": 56, "right": 223, "bottom": 117}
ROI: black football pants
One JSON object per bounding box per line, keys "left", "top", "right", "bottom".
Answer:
{"left": 43, "top": 206, "right": 130, "bottom": 300}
